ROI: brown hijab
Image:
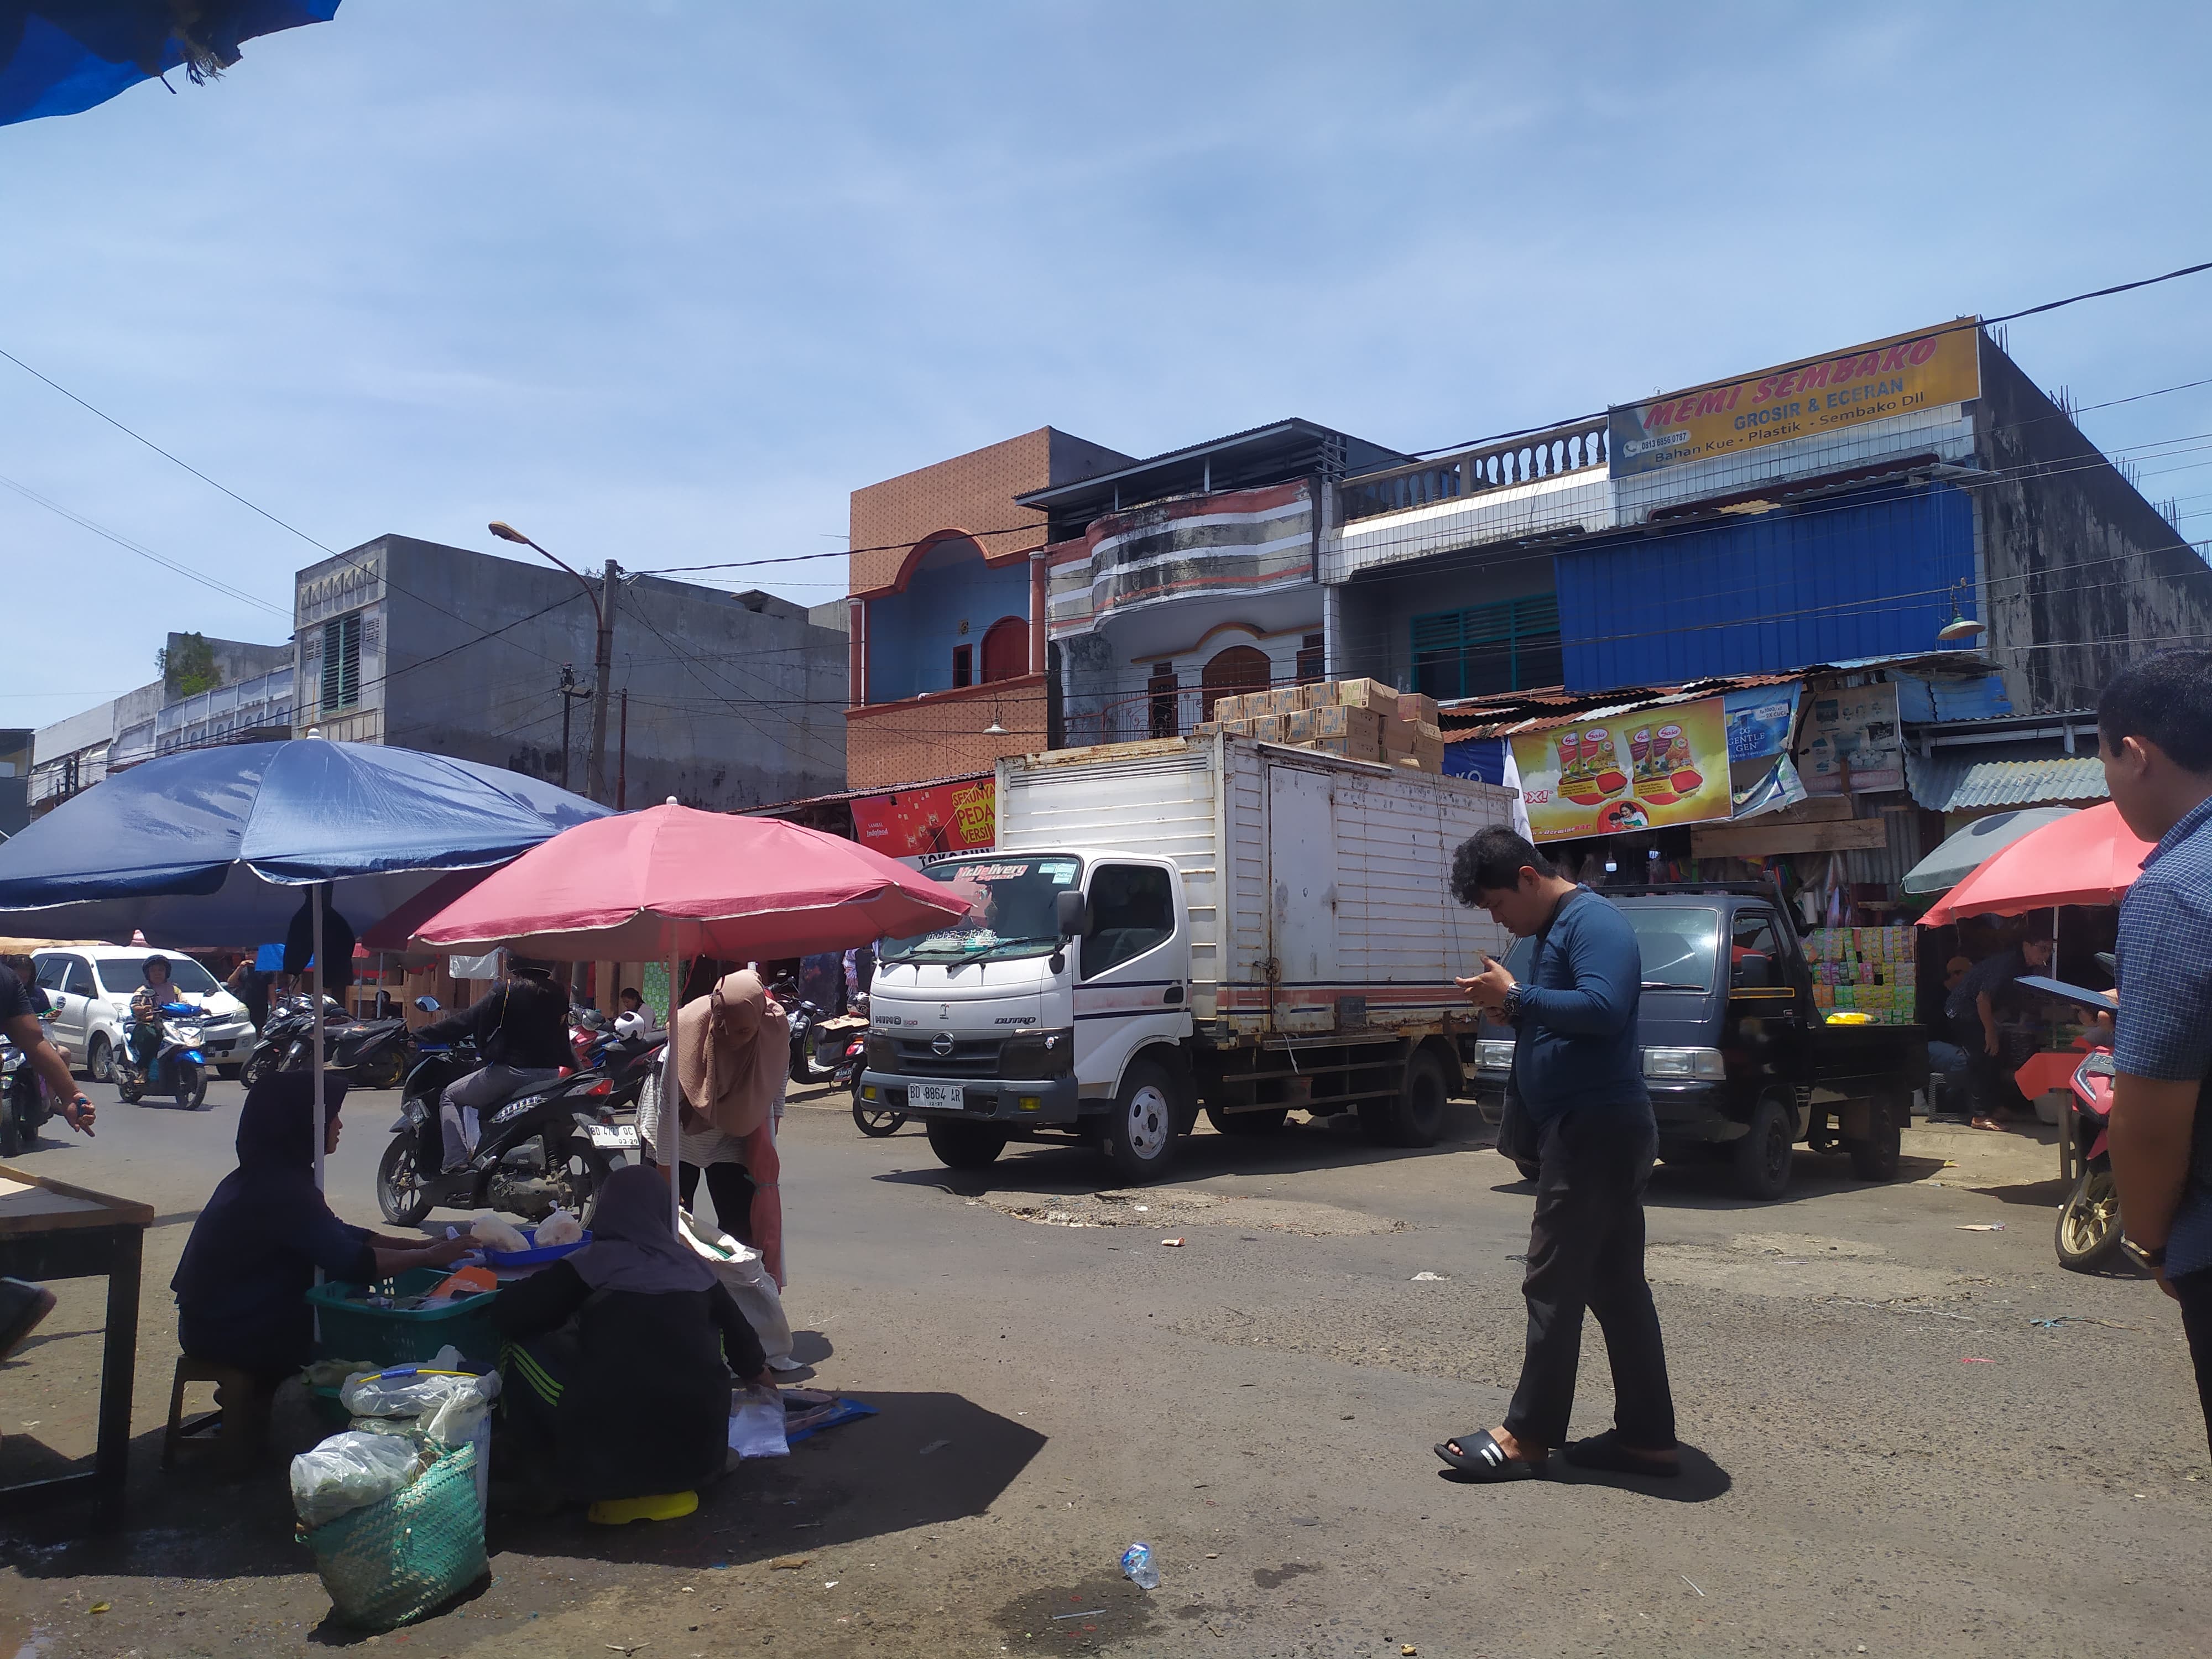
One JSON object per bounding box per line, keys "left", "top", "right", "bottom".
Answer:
{"left": 674, "top": 969, "right": 787, "bottom": 1139}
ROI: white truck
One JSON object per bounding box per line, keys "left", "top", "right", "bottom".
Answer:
{"left": 858, "top": 733, "right": 1518, "bottom": 1180}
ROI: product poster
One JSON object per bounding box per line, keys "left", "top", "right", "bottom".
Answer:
{"left": 1796, "top": 681, "right": 1903, "bottom": 794}
{"left": 1511, "top": 697, "right": 1734, "bottom": 842}
{"left": 851, "top": 776, "right": 996, "bottom": 858}
{"left": 1724, "top": 683, "right": 1808, "bottom": 819}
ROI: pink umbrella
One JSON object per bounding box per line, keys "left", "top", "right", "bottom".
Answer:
{"left": 416, "top": 801, "right": 969, "bottom": 1265}
{"left": 1917, "top": 801, "right": 2154, "bottom": 926}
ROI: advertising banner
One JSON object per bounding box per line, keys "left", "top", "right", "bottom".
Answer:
{"left": 1796, "top": 681, "right": 1903, "bottom": 794}
{"left": 1723, "top": 683, "right": 1807, "bottom": 820}
{"left": 851, "top": 776, "right": 995, "bottom": 858}
{"left": 1608, "top": 322, "right": 1982, "bottom": 478}
{"left": 1511, "top": 697, "right": 1734, "bottom": 843}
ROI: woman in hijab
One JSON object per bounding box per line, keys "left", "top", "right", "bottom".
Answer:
{"left": 489, "top": 1164, "right": 770, "bottom": 1507}
{"left": 635, "top": 969, "right": 789, "bottom": 1283}
{"left": 173, "top": 1073, "right": 468, "bottom": 1381}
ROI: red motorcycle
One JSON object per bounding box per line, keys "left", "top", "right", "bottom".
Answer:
{"left": 2021, "top": 969, "right": 2122, "bottom": 1271}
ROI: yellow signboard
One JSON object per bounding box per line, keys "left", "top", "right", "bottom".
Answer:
{"left": 1512, "top": 697, "right": 1735, "bottom": 843}
{"left": 1609, "top": 322, "right": 1983, "bottom": 477}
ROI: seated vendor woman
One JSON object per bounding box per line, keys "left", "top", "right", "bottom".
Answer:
{"left": 173, "top": 1073, "right": 469, "bottom": 1383}
{"left": 490, "top": 1165, "right": 771, "bottom": 1507}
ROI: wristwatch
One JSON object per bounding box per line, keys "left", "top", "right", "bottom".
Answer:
{"left": 1500, "top": 983, "right": 1526, "bottom": 1025}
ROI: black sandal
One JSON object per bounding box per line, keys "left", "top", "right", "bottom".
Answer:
{"left": 1434, "top": 1430, "right": 1543, "bottom": 1481}
{"left": 1561, "top": 1430, "right": 1679, "bottom": 1478}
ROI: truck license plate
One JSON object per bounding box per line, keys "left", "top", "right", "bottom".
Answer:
{"left": 589, "top": 1124, "right": 639, "bottom": 1149}
{"left": 907, "top": 1081, "right": 966, "bottom": 1113}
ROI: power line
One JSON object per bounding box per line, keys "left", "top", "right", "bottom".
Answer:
{"left": 0, "top": 472, "right": 291, "bottom": 619}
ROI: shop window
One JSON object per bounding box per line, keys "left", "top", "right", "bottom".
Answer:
{"left": 1411, "top": 594, "right": 1561, "bottom": 699}
{"left": 1148, "top": 663, "right": 1180, "bottom": 738}
{"left": 1295, "top": 633, "right": 1324, "bottom": 685}
{"left": 321, "top": 612, "right": 363, "bottom": 711}
{"left": 951, "top": 644, "right": 973, "bottom": 689}
{"left": 1200, "top": 644, "right": 1270, "bottom": 718}
{"left": 980, "top": 615, "right": 1027, "bottom": 683}
{"left": 1082, "top": 863, "right": 1176, "bottom": 978}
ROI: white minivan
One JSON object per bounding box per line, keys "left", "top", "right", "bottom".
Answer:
{"left": 33, "top": 947, "right": 257, "bottom": 1081}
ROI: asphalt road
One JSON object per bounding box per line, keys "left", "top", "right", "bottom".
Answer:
{"left": 2, "top": 1074, "right": 2207, "bottom": 1658}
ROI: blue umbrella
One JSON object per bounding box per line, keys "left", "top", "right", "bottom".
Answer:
{"left": 0, "top": 738, "right": 611, "bottom": 946}
{"left": 2, "top": 1, "right": 342, "bottom": 128}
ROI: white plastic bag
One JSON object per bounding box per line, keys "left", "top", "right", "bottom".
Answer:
{"left": 290, "top": 1430, "right": 424, "bottom": 1528}
{"left": 536, "top": 1209, "right": 583, "bottom": 1248}
{"left": 468, "top": 1216, "right": 529, "bottom": 1255}
{"left": 679, "top": 1210, "right": 793, "bottom": 1364}
{"left": 728, "top": 1384, "right": 789, "bottom": 1459}
{"left": 341, "top": 1367, "right": 501, "bottom": 1446}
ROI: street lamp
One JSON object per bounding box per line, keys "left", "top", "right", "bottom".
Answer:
{"left": 489, "top": 521, "right": 617, "bottom": 804}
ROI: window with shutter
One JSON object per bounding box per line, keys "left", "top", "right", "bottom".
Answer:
{"left": 1410, "top": 592, "right": 1562, "bottom": 698}
{"left": 321, "top": 613, "right": 362, "bottom": 711}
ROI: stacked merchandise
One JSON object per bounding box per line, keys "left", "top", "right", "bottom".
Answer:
{"left": 1806, "top": 925, "right": 1917, "bottom": 1024}
{"left": 1196, "top": 679, "right": 1444, "bottom": 773}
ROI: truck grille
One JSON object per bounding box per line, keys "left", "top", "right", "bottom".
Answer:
{"left": 890, "top": 1034, "right": 1005, "bottom": 1078}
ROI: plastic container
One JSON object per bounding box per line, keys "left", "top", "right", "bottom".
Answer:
{"left": 479, "top": 1227, "right": 593, "bottom": 1270}
{"left": 307, "top": 1267, "right": 502, "bottom": 1371}
{"left": 1120, "top": 1542, "right": 1159, "bottom": 1590}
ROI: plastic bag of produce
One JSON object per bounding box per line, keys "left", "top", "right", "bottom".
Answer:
{"left": 290, "top": 1430, "right": 424, "bottom": 1529}
{"left": 535, "top": 1208, "right": 584, "bottom": 1248}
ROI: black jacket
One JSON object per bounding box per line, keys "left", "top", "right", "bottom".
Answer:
{"left": 417, "top": 977, "right": 571, "bottom": 1070}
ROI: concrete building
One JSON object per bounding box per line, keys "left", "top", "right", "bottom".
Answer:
{"left": 293, "top": 534, "right": 849, "bottom": 811}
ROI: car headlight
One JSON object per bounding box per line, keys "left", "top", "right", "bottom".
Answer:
{"left": 999, "top": 1029, "right": 1073, "bottom": 1080}
{"left": 1475, "top": 1039, "right": 1515, "bottom": 1074}
{"left": 1642, "top": 1046, "right": 1726, "bottom": 1081}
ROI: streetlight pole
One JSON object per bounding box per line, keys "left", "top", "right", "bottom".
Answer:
{"left": 490, "top": 521, "right": 615, "bottom": 804}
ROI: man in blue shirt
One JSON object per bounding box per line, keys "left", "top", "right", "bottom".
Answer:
{"left": 1434, "top": 827, "right": 1677, "bottom": 1482}
{"left": 2100, "top": 650, "right": 2212, "bottom": 1453}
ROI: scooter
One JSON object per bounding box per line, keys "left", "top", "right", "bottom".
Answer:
{"left": 114, "top": 1000, "right": 208, "bottom": 1109}
{"left": 240, "top": 993, "right": 352, "bottom": 1087}
{"left": 0, "top": 1012, "right": 54, "bottom": 1156}
{"left": 375, "top": 1001, "right": 636, "bottom": 1227}
{"left": 321, "top": 1016, "right": 416, "bottom": 1091}
{"left": 2018, "top": 968, "right": 2124, "bottom": 1272}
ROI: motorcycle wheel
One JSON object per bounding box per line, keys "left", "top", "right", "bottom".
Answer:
{"left": 376, "top": 1138, "right": 435, "bottom": 1227}
{"left": 852, "top": 1094, "right": 905, "bottom": 1138}
{"left": 2055, "top": 1167, "right": 2125, "bottom": 1271}
{"left": 115, "top": 1067, "right": 143, "bottom": 1104}
{"left": 175, "top": 1061, "right": 207, "bottom": 1111}
{"left": 240, "top": 1047, "right": 275, "bottom": 1088}
{"left": 0, "top": 1102, "right": 19, "bottom": 1159}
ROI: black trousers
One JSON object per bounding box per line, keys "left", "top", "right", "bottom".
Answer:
{"left": 2176, "top": 1266, "right": 2212, "bottom": 1460}
{"left": 1502, "top": 1103, "right": 1677, "bottom": 1452}
{"left": 679, "top": 1160, "right": 757, "bottom": 1245}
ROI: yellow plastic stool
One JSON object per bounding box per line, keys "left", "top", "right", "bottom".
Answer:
{"left": 588, "top": 1490, "right": 699, "bottom": 1525}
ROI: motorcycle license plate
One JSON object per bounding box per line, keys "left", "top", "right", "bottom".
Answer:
{"left": 589, "top": 1124, "right": 639, "bottom": 1149}
{"left": 907, "top": 1081, "right": 966, "bottom": 1113}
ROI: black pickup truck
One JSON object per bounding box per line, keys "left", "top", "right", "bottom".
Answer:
{"left": 1467, "top": 883, "right": 1929, "bottom": 1200}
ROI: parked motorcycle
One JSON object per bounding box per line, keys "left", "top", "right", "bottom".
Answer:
{"left": 375, "top": 1000, "right": 635, "bottom": 1227}
{"left": 240, "top": 993, "right": 352, "bottom": 1087}
{"left": 114, "top": 1000, "right": 209, "bottom": 1109}
{"left": 2019, "top": 967, "right": 2124, "bottom": 1272}
{"left": 321, "top": 1016, "right": 415, "bottom": 1090}
{"left": 1, "top": 1013, "right": 55, "bottom": 1156}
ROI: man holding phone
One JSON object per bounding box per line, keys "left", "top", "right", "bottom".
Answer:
{"left": 1434, "top": 827, "right": 1678, "bottom": 1483}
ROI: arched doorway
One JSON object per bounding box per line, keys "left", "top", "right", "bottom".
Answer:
{"left": 1201, "top": 644, "right": 1271, "bottom": 718}
{"left": 980, "top": 615, "right": 1027, "bottom": 683}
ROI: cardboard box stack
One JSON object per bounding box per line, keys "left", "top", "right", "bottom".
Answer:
{"left": 1194, "top": 680, "right": 1445, "bottom": 772}
{"left": 1806, "top": 925, "right": 1917, "bottom": 1024}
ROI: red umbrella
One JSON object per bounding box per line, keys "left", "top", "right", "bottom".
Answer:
{"left": 414, "top": 802, "right": 969, "bottom": 1267}
{"left": 1917, "top": 801, "right": 2154, "bottom": 926}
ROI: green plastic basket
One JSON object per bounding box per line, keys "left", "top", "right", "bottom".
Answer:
{"left": 303, "top": 1443, "right": 487, "bottom": 1631}
{"left": 307, "top": 1267, "right": 501, "bottom": 1371}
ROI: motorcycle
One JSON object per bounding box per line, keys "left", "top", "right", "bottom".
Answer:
{"left": 570, "top": 1007, "right": 666, "bottom": 1112}
{"left": 838, "top": 995, "right": 900, "bottom": 1136}
{"left": 321, "top": 1016, "right": 416, "bottom": 1090}
{"left": 1, "top": 1012, "right": 55, "bottom": 1157}
{"left": 2019, "top": 966, "right": 2124, "bottom": 1271}
{"left": 240, "top": 993, "right": 352, "bottom": 1087}
{"left": 375, "top": 1001, "right": 635, "bottom": 1227}
{"left": 115, "top": 1000, "right": 209, "bottom": 1109}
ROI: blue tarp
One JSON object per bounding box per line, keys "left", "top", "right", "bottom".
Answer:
{"left": 0, "top": 739, "right": 609, "bottom": 947}
{"left": 1, "top": 1, "right": 341, "bottom": 127}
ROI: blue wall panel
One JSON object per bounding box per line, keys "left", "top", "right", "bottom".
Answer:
{"left": 1555, "top": 483, "right": 1975, "bottom": 691}
{"left": 866, "top": 555, "right": 1031, "bottom": 703}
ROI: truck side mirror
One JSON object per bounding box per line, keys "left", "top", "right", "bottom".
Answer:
{"left": 1731, "top": 952, "right": 1773, "bottom": 990}
{"left": 1055, "top": 891, "right": 1089, "bottom": 940}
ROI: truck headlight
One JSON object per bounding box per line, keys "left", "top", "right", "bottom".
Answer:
{"left": 1642, "top": 1046, "right": 1726, "bottom": 1081}
{"left": 999, "top": 1029, "right": 1073, "bottom": 1080}
{"left": 865, "top": 1032, "right": 898, "bottom": 1070}
{"left": 1475, "top": 1039, "right": 1515, "bottom": 1074}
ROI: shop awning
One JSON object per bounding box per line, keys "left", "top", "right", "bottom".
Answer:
{"left": 1903, "top": 749, "right": 2107, "bottom": 813}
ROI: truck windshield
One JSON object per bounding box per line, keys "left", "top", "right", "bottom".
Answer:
{"left": 880, "top": 855, "right": 1084, "bottom": 963}
{"left": 1495, "top": 904, "right": 1719, "bottom": 992}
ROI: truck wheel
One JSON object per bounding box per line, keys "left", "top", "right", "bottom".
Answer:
{"left": 1099, "top": 1057, "right": 1184, "bottom": 1182}
{"left": 1845, "top": 1092, "right": 1904, "bottom": 1181}
{"left": 1384, "top": 1047, "right": 1451, "bottom": 1147}
{"left": 1204, "top": 1104, "right": 1288, "bottom": 1135}
{"left": 1731, "top": 1098, "right": 1794, "bottom": 1201}
{"left": 926, "top": 1119, "right": 1008, "bottom": 1171}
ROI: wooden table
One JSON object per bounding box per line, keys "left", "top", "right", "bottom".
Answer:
{"left": 0, "top": 1163, "right": 154, "bottom": 1527}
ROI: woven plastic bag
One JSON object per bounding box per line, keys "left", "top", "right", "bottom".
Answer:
{"left": 301, "top": 1444, "right": 487, "bottom": 1631}
{"left": 679, "top": 1210, "right": 792, "bottom": 1364}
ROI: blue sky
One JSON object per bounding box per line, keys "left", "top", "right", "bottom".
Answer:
{"left": 5, "top": 1, "right": 2210, "bottom": 728}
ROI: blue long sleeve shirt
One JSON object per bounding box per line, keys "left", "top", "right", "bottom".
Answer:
{"left": 1509, "top": 886, "right": 1650, "bottom": 1125}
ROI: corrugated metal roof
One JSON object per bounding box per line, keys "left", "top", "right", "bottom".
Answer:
{"left": 1903, "top": 749, "right": 2109, "bottom": 812}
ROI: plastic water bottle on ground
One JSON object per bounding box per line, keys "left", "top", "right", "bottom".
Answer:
{"left": 1120, "top": 1542, "right": 1159, "bottom": 1590}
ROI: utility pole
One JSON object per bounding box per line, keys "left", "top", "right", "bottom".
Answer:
{"left": 587, "top": 559, "right": 618, "bottom": 804}
{"left": 557, "top": 664, "right": 590, "bottom": 791}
